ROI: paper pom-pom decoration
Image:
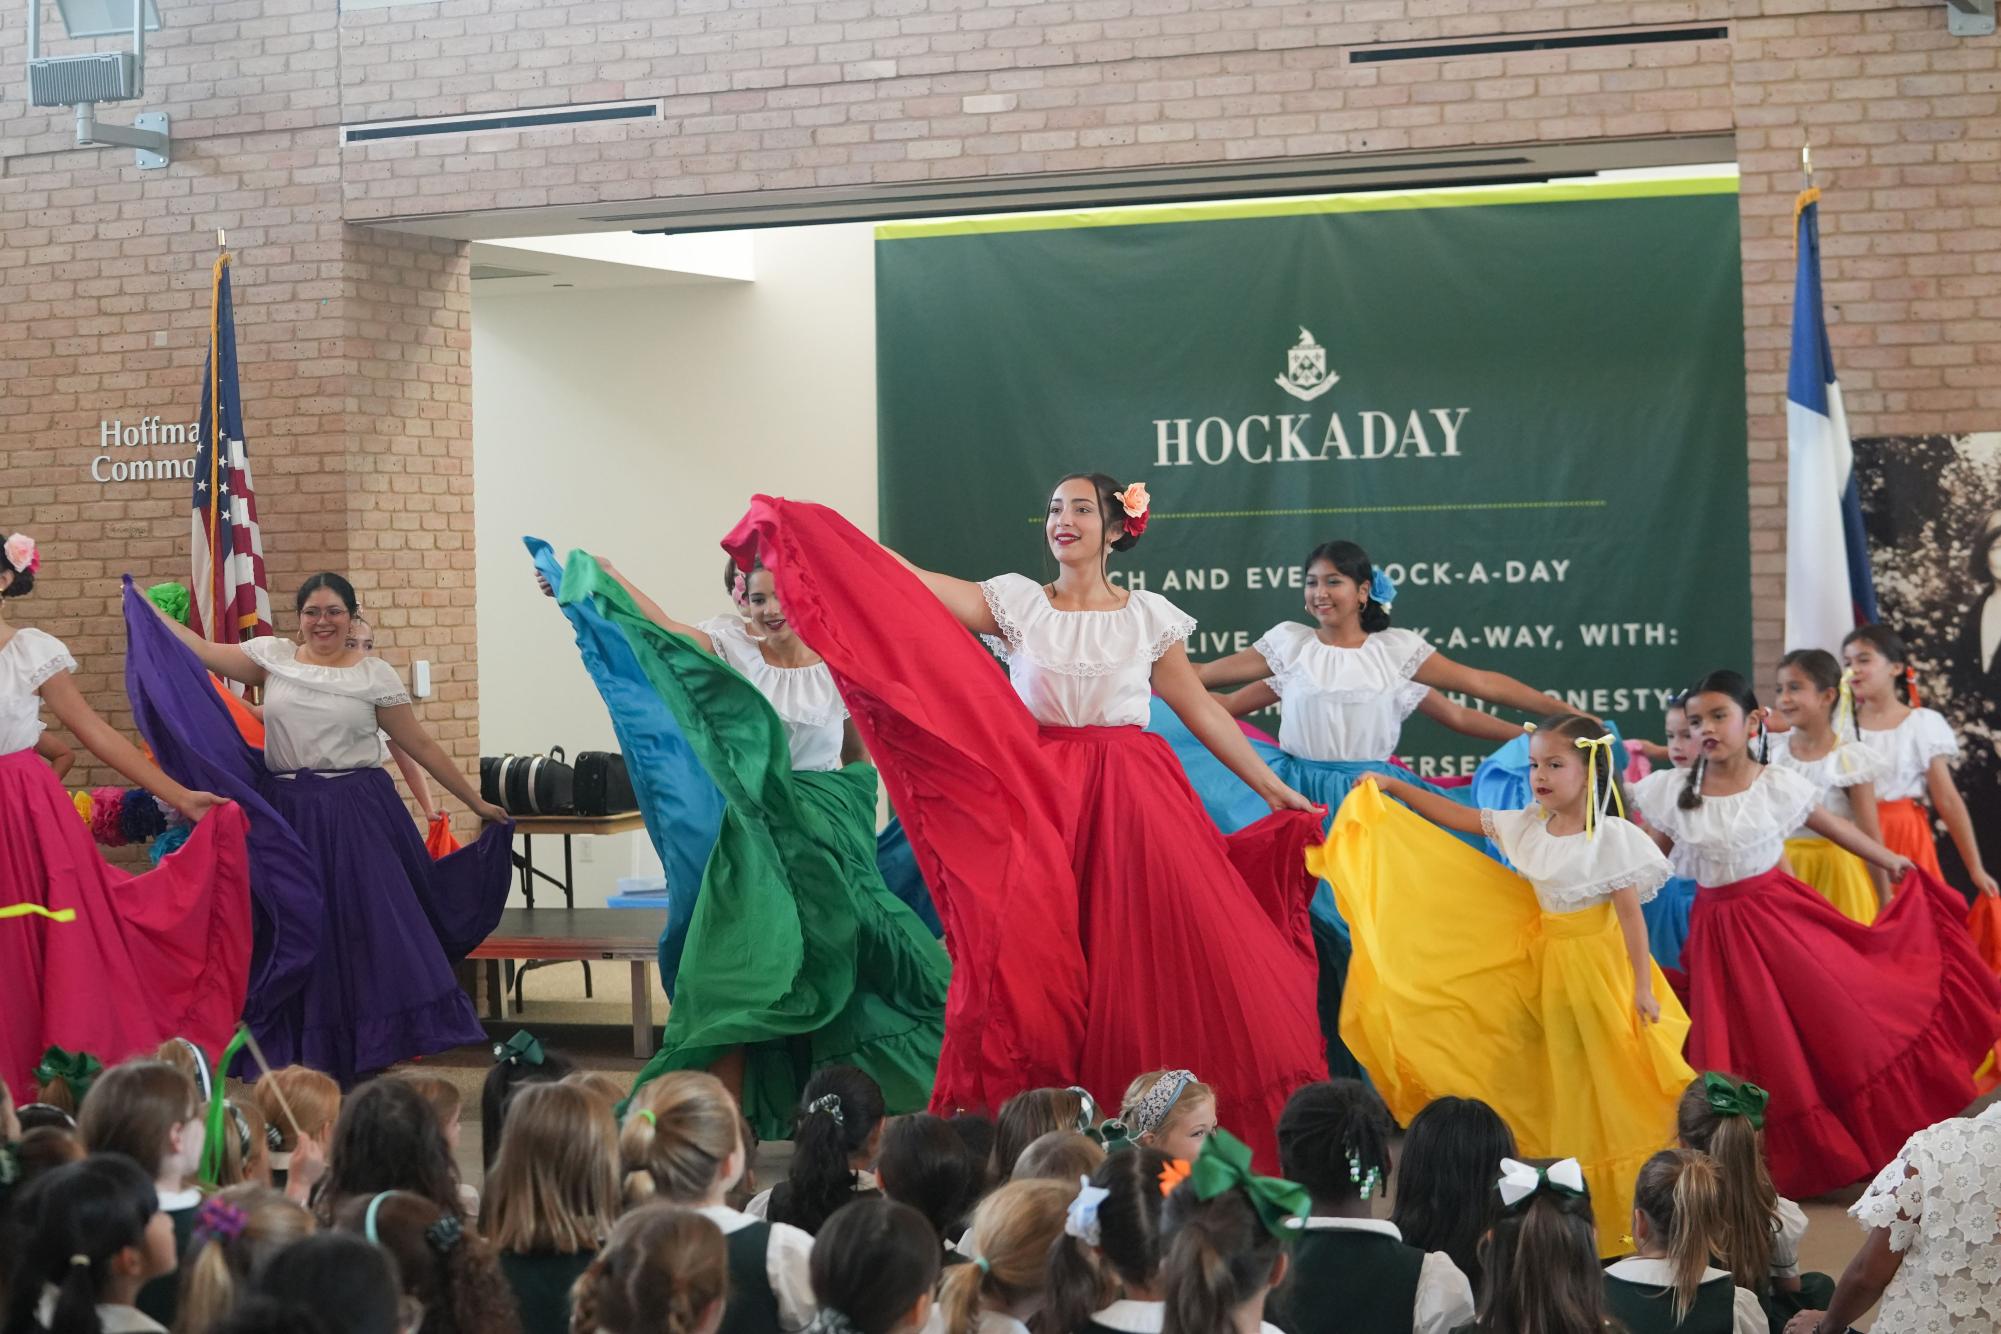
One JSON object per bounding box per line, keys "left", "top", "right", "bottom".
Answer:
{"left": 148, "top": 825, "right": 192, "bottom": 866}
{"left": 89, "top": 787, "right": 128, "bottom": 847}
{"left": 119, "top": 788, "right": 166, "bottom": 844}
{"left": 145, "top": 581, "right": 192, "bottom": 626}
{"left": 73, "top": 790, "right": 93, "bottom": 823}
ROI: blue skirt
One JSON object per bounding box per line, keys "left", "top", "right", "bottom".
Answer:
{"left": 1643, "top": 877, "right": 1697, "bottom": 972}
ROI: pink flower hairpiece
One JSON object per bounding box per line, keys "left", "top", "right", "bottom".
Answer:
{"left": 192, "top": 1196, "right": 248, "bottom": 1246}
{"left": 1115, "top": 483, "right": 1150, "bottom": 539}
{"left": 4, "top": 534, "right": 38, "bottom": 576}
{"left": 729, "top": 569, "right": 749, "bottom": 610}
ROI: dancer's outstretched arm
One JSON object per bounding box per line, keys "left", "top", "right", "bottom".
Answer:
{"left": 1154, "top": 644, "right": 1313, "bottom": 812}
{"left": 1215, "top": 680, "right": 1277, "bottom": 718}
{"left": 1415, "top": 690, "right": 1526, "bottom": 744}
{"left": 146, "top": 596, "right": 265, "bottom": 687}
{"left": 1803, "top": 807, "right": 1915, "bottom": 878}
{"left": 883, "top": 550, "right": 1001, "bottom": 639}
{"left": 39, "top": 672, "right": 222, "bottom": 822}
{"left": 1372, "top": 773, "right": 1487, "bottom": 837}
{"left": 1414, "top": 652, "right": 1581, "bottom": 721}
{"left": 543, "top": 559, "right": 720, "bottom": 658}
{"left": 1195, "top": 646, "right": 1275, "bottom": 689}
{"left": 378, "top": 703, "right": 507, "bottom": 824}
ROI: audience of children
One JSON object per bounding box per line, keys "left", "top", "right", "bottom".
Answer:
{"left": 483, "top": 1081, "right": 620, "bottom": 1334}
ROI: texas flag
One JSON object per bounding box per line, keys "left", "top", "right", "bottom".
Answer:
{"left": 1783, "top": 186, "right": 1878, "bottom": 654}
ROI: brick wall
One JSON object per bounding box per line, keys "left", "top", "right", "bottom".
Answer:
{"left": 3, "top": 0, "right": 1996, "bottom": 797}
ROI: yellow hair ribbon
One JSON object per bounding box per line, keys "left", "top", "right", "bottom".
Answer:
{"left": 1834, "top": 668, "right": 1858, "bottom": 740}
{"left": 1573, "top": 734, "right": 1625, "bottom": 839}
{"left": 0, "top": 904, "right": 77, "bottom": 923}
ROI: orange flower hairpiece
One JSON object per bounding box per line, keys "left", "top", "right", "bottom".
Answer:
{"left": 1115, "top": 482, "right": 1150, "bottom": 538}
{"left": 1158, "top": 1158, "right": 1191, "bottom": 1197}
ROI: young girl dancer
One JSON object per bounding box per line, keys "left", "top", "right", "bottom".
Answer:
{"left": 1630, "top": 669, "right": 2001, "bottom": 1197}
{"left": 126, "top": 572, "right": 512, "bottom": 1085}
{"left": 723, "top": 479, "right": 1327, "bottom": 1167}
{"left": 1844, "top": 624, "right": 1999, "bottom": 898}
{"left": 0, "top": 531, "right": 249, "bottom": 1100}
{"left": 1316, "top": 713, "right": 1690, "bottom": 1253}
{"left": 528, "top": 541, "right": 948, "bottom": 1138}
{"left": 1768, "top": 650, "right": 1889, "bottom": 923}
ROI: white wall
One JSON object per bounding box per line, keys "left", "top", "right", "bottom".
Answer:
{"left": 472, "top": 222, "right": 878, "bottom": 905}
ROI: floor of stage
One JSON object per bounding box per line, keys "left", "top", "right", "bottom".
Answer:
{"left": 390, "top": 965, "right": 1977, "bottom": 1327}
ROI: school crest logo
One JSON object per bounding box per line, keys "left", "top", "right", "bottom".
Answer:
{"left": 1275, "top": 326, "right": 1339, "bottom": 401}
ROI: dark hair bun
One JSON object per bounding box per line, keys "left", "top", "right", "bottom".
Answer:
{"left": 1, "top": 567, "right": 33, "bottom": 599}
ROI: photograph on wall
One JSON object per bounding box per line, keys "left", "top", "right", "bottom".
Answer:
{"left": 1853, "top": 431, "right": 2001, "bottom": 885}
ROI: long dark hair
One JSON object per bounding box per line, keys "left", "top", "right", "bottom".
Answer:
{"left": 876, "top": 1113, "right": 978, "bottom": 1245}
{"left": 332, "top": 1191, "right": 522, "bottom": 1334}
{"left": 1277, "top": 1079, "right": 1393, "bottom": 1208}
{"left": 1842, "top": 623, "right": 1922, "bottom": 707}
{"left": 1678, "top": 669, "right": 1764, "bottom": 809}
{"left": 989, "top": 1088, "right": 1085, "bottom": 1184}
{"left": 480, "top": 1042, "right": 575, "bottom": 1175}
{"left": 2, "top": 1155, "right": 158, "bottom": 1334}
{"left": 1305, "top": 540, "right": 1390, "bottom": 633}
{"left": 774, "top": 1066, "right": 885, "bottom": 1236}
{"left": 1474, "top": 1185, "right": 1605, "bottom": 1334}
{"left": 319, "top": 1078, "right": 464, "bottom": 1222}
{"left": 1159, "top": 1179, "right": 1284, "bottom": 1334}
{"left": 1045, "top": 1148, "right": 1170, "bottom": 1334}
{"left": 807, "top": 1199, "right": 941, "bottom": 1334}
{"left": 1389, "top": 1097, "right": 1516, "bottom": 1290}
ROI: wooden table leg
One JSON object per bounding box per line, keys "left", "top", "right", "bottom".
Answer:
{"left": 484, "top": 960, "right": 503, "bottom": 1020}
{"left": 630, "top": 962, "right": 653, "bottom": 1060}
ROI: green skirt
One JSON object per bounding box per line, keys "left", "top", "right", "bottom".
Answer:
{"left": 560, "top": 553, "right": 948, "bottom": 1138}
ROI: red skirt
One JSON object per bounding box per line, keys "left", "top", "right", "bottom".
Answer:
{"left": 725, "top": 498, "right": 1326, "bottom": 1166}
{"left": 1683, "top": 865, "right": 2001, "bottom": 1197}
{"left": 0, "top": 749, "right": 252, "bottom": 1096}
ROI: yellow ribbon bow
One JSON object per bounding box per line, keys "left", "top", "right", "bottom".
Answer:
{"left": 0, "top": 904, "right": 76, "bottom": 924}
{"left": 1574, "top": 733, "right": 1625, "bottom": 840}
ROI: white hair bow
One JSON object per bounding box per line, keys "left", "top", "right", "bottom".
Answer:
{"left": 1496, "top": 1156, "right": 1585, "bottom": 1209}
{"left": 1066, "top": 1177, "right": 1111, "bottom": 1246}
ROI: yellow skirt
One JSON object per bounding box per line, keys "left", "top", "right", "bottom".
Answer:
{"left": 1785, "top": 836, "right": 1880, "bottom": 925}
{"left": 1311, "top": 782, "right": 1694, "bottom": 1257}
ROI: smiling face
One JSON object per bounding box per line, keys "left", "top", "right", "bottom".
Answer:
{"left": 1302, "top": 557, "right": 1365, "bottom": 631}
{"left": 1663, "top": 706, "right": 1695, "bottom": 769}
{"left": 1683, "top": 689, "right": 1755, "bottom": 762}
{"left": 1840, "top": 637, "right": 1899, "bottom": 703}
{"left": 1774, "top": 662, "right": 1836, "bottom": 732}
{"left": 297, "top": 587, "right": 352, "bottom": 655}
{"left": 741, "top": 568, "right": 798, "bottom": 649}
{"left": 1046, "top": 477, "right": 1117, "bottom": 569}
{"left": 1527, "top": 729, "right": 1590, "bottom": 815}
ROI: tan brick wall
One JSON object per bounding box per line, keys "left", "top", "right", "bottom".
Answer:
{"left": 4, "top": 0, "right": 1997, "bottom": 800}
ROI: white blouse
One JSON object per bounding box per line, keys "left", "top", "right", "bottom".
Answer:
{"left": 701, "top": 617, "right": 847, "bottom": 773}
{"left": 1859, "top": 708, "right": 1959, "bottom": 802}
{"left": 242, "top": 636, "right": 409, "bottom": 773}
{"left": 1849, "top": 1102, "right": 2001, "bottom": 1333}
{"left": 980, "top": 573, "right": 1195, "bottom": 728}
{"left": 0, "top": 628, "right": 75, "bottom": 756}
{"left": 1480, "top": 807, "right": 1671, "bottom": 914}
{"left": 1766, "top": 731, "right": 1883, "bottom": 832}
{"left": 1630, "top": 765, "right": 1820, "bottom": 887}
{"left": 1253, "top": 622, "right": 1433, "bottom": 761}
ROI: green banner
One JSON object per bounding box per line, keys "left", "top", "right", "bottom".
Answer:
{"left": 876, "top": 179, "right": 1750, "bottom": 773}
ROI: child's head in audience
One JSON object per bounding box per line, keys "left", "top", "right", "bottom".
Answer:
{"left": 251, "top": 1232, "right": 404, "bottom": 1334}
{"left": 78, "top": 1060, "right": 203, "bottom": 1194}
{"left": 1045, "top": 1147, "right": 1172, "bottom": 1333}
{"left": 33, "top": 1051, "right": 100, "bottom": 1114}
{"left": 1158, "top": 1137, "right": 1292, "bottom": 1334}
{"left": 938, "top": 1178, "right": 1074, "bottom": 1334}
{"left": 1472, "top": 1160, "right": 1605, "bottom": 1334}
{"left": 561, "top": 1071, "right": 627, "bottom": 1112}
{"left": 1389, "top": 1096, "right": 1517, "bottom": 1289}
{"left": 1010, "top": 1131, "right": 1105, "bottom": 1184}
{"left": 779, "top": 1065, "right": 887, "bottom": 1234}
{"left": 990, "top": 1089, "right": 1086, "bottom": 1184}
{"left": 570, "top": 1205, "right": 728, "bottom": 1334}
{"left": 1277, "top": 1080, "right": 1393, "bottom": 1214}
{"left": 1675, "top": 1073, "right": 1775, "bottom": 1290}
{"left": 321, "top": 1077, "right": 464, "bottom": 1221}
{"left": 174, "top": 1185, "right": 316, "bottom": 1334}
{"left": 397, "top": 1073, "right": 466, "bottom": 1156}
{"left": 2, "top": 1155, "right": 176, "bottom": 1330}
{"left": 154, "top": 1039, "right": 215, "bottom": 1108}
{"left": 620, "top": 1073, "right": 744, "bottom": 1209}
{"left": 1119, "top": 1071, "right": 1217, "bottom": 1161}
{"left": 946, "top": 1114, "right": 996, "bottom": 1204}
{"left": 482, "top": 1032, "right": 575, "bottom": 1176}
{"left": 876, "top": 1113, "right": 979, "bottom": 1250}
{"left": 333, "top": 1189, "right": 521, "bottom": 1334}
{"left": 482, "top": 1080, "right": 619, "bottom": 1256}
{"left": 15, "top": 1124, "right": 85, "bottom": 1186}
{"left": 1631, "top": 1149, "right": 1728, "bottom": 1324}
{"left": 252, "top": 1066, "right": 340, "bottom": 1180}
{"left": 807, "top": 1199, "right": 940, "bottom": 1334}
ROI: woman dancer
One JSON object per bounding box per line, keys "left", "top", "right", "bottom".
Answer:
{"left": 124, "top": 571, "right": 513, "bottom": 1085}
{"left": 1629, "top": 669, "right": 2001, "bottom": 1197}
{"left": 1844, "top": 624, "right": 1997, "bottom": 897}
{"left": 1315, "top": 714, "right": 1691, "bottom": 1253}
{"left": 530, "top": 542, "right": 947, "bottom": 1138}
{"left": 723, "top": 477, "right": 1327, "bottom": 1167}
{"left": 1768, "top": 650, "right": 1889, "bottom": 923}
{"left": 0, "top": 533, "right": 250, "bottom": 1096}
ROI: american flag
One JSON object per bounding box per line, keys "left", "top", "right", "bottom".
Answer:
{"left": 191, "top": 251, "right": 273, "bottom": 644}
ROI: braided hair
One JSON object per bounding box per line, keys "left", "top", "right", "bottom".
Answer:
{"left": 1276, "top": 1080, "right": 1394, "bottom": 1208}
{"left": 1677, "top": 670, "right": 1764, "bottom": 811}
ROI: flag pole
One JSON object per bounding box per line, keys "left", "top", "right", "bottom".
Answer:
{"left": 1801, "top": 136, "right": 1813, "bottom": 190}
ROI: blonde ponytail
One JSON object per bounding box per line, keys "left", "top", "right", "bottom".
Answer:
{"left": 941, "top": 1179, "right": 1072, "bottom": 1334}
{"left": 171, "top": 1186, "right": 316, "bottom": 1334}
{"left": 618, "top": 1074, "right": 740, "bottom": 1207}
{"left": 1633, "top": 1149, "right": 1725, "bottom": 1323}
{"left": 937, "top": 1262, "right": 987, "bottom": 1334}
{"left": 1676, "top": 1077, "right": 1776, "bottom": 1291}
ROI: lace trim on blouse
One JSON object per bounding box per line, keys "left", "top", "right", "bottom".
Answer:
{"left": 1254, "top": 625, "right": 1433, "bottom": 702}
{"left": 980, "top": 579, "right": 1194, "bottom": 678}
{"left": 1481, "top": 808, "right": 1671, "bottom": 910}
{"left": 15, "top": 647, "right": 76, "bottom": 691}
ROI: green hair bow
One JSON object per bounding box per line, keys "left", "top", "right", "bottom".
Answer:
{"left": 492, "top": 1030, "right": 545, "bottom": 1068}
{"left": 1702, "top": 1073, "right": 1768, "bottom": 1130}
{"left": 1180, "top": 1129, "right": 1310, "bottom": 1240}
{"left": 33, "top": 1046, "right": 102, "bottom": 1102}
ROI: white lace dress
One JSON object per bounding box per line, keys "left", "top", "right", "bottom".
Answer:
{"left": 1629, "top": 765, "right": 1820, "bottom": 887}
{"left": 1859, "top": 708, "right": 1960, "bottom": 802}
{"left": 1251, "top": 622, "right": 1432, "bottom": 762}
{"left": 1849, "top": 1102, "right": 2001, "bottom": 1332}
{"left": 0, "top": 629, "right": 76, "bottom": 757}
{"left": 700, "top": 616, "right": 848, "bottom": 772}
{"left": 1766, "top": 732, "right": 1883, "bottom": 832}
{"left": 1479, "top": 807, "right": 1672, "bottom": 914}
{"left": 978, "top": 573, "right": 1194, "bottom": 727}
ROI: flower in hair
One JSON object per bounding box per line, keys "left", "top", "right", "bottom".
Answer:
{"left": 1367, "top": 568, "right": 1396, "bottom": 608}
{"left": 192, "top": 1197, "right": 249, "bottom": 1246}
{"left": 4, "top": 534, "right": 38, "bottom": 576}
{"left": 1157, "top": 1158, "right": 1191, "bottom": 1197}
{"left": 1114, "top": 483, "right": 1150, "bottom": 538}
{"left": 730, "top": 569, "right": 749, "bottom": 610}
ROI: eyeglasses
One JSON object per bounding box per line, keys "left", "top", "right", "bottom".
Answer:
{"left": 300, "top": 606, "right": 350, "bottom": 620}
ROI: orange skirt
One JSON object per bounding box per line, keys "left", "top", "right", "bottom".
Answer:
{"left": 1879, "top": 798, "right": 1945, "bottom": 879}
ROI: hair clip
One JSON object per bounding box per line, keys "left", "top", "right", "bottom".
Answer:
{"left": 193, "top": 1197, "right": 249, "bottom": 1247}
{"left": 807, "top": 1094, "right": 845, "bottom": 1127}
{"left": 1065, "top": 1178, "right": 1110, "bottom": 1245}
{"left": 425, "top": 1215, "right": 464, "bottom": 1254}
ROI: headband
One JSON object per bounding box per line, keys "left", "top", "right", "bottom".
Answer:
{"left": 1497, "top": 1156, "right": 1586, "bottom": 1212}
{"left": 1128, "top": 1070, "right": 1194, "bottom": 1139}
{"left": 4, "top": 534, "right": 38, "bottom": 576}
{"left": 173, "top": 1037, "right": 214, "bottom": 1103}
{"left": 364, "top": 1191, "right": 395, "bottom": 1245}
{"left": 1701, "top": 1073, "right": 1768, "bottom": 1130}
{"left": 1065, "top": 1086, "right": 1100, "bottom": 1134}
{"left": 492, "top": 1030, "right": 545, "bottom": 1068}
{"left": 1158, "top": 1129, "right": 1309, "bottom": 1240}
